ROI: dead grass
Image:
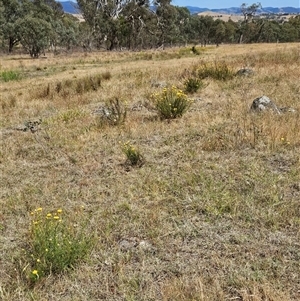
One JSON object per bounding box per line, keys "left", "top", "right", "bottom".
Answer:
{"left": 0, "top": 43, "right": 300, "bottom": 300}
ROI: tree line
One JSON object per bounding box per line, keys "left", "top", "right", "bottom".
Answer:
{"left": 0, "top": 0, "right": 299, "bottom": 57}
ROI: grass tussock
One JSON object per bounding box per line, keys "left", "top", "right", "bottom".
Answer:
{"left": 34, "top": 73, "right": 103, "bottom": 99}
{"left": 197, "top": 60, "right": 236, "bottom": 81}
{"left": 21, "top": 207, "right": 94, "bottom": 285}
{"left": 0, "top": 70, "right": 22, "bottom": 82}
{"left": 0, "top": 43, "right": 299, "bottom": 300}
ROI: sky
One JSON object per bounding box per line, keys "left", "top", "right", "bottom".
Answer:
{"left": 171, "top": 0, "right": 300, "bottom": 9}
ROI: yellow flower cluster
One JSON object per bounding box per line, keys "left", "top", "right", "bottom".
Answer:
{"left": 31, "top": 208, "right": 63, "bottom": 224}
{"left": 152, "top": 86, "right": 188, "bottom": 102}
{"left": 150, "top": 85, "right": 192, "bottom": 119}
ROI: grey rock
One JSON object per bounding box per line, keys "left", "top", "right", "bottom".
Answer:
{"left": 138, "top": 240, "right": 154, "bottom": 252}
{"left": 250, "top": 96, "right": 281, "bottom": 114}
{"left": 151, "top": 80, "right": 167, "bottom": 88}
{"left": 236, "top": 68, "right": 254, "bottom": 77}
{"left": 119, "top": 238, "right": 138, "bottom": 251}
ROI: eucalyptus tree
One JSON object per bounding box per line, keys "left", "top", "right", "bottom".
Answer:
{"left": 211, "top": 19, "right": 226, "bottom": 46}
{"left": 279, "top": 22, "right": 298, "bottom": 42}
{"left": 0, "top": 0, "right": 31, "bottom": 53}
{"left": 15, "top": 0, "right": 59, "bottom": 57}
{"left": 16, "top": 15, "right": 52, "bottom": 57}
{"left": 0, "top": 1, "right": 4, "bottom": 49}
{"left": 173, "top": 6, "right": 192, "bottom": 46}
{"left": 257, "top": 20, "right": 280, "bottom": 43}
{"left": 224, "top": 19, "right": 239, "bottom": 43}
{"left": 59, "top": 14, "right": 80, "bottom": 51}
{"left": 119, "top": 1, "right": 153, "bottom": 49}
{"left": 238, "top": 2, "right": 262, "bottom": 43}
{"left": 77, "top": 0, "right": 150, "bottom": 50}
{"left": 195, "top": 15, "right": 214, "bottom": 46}
{"left": 153, "top": 0, "right": 179, "bottom": 47}
{"left": 288, "top": 15, "right": 300, "bottom": 41}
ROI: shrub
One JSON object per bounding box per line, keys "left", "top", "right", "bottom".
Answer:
{"left": 150, "top": 86, "right": 193, "bottom": 119}
{"left": 191, "top": 46, "right": 200, "bottom": 55}
{"left": 24, "top": 207, "right": 94, "bottom": 284}
{"left": 184, "top": 77, "right": 206, "bottom": 94}
{"left": 102, "top": 71, "right": 112, "bottom": 80}
{"left": 197, "top": 61, "right": 235, "bottom": 81}
{"left": 121, "top": 141, "right": 144, "bottom": 166}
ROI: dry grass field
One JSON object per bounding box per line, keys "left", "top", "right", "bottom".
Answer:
{"left": 198, "top": 11, "right": 244, "bottom": 22}
{"left": 0, "top": 43, "right": 300, "bottom": 301}
{"left": 197, "top": 11, "right": 297, "bottom": 22}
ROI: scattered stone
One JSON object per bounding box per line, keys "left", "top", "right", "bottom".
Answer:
{"left": 138, "top": 240, "right": 154, "bottom": 252}
{"left": 119, "top": 238, "right": 138, "bottom": 251}
{"left": 151, "top": 80, "right": 167, "bottom": 88}
{"left": 14, "top": 125, "right": 29, "bottom": 132}
{"left": 192, "top": 97, "right": 203, "bottom": 102}
{"left": 130, "top": 101, "right": 144, "bottom": 111}
{"left": 118, "top": 238, "right": 155, "bottom": 253}
{"left": 250, "top": 96, "right": 281, "bottom": 114}
{"left": 236, "top": 68, "right": 254, "bottom": 77}
{"left": 14, "top": 119, "right": 42, "bottom": 133}
{"left": 279, "top": 107, "right": 297, "bottom": 113}
{"left": 291, "top": 183, "right": 300, "bottom": 191}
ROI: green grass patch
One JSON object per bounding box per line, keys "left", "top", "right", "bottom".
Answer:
{"left": 0, "top": 70, "right": 22, "bottom": 82}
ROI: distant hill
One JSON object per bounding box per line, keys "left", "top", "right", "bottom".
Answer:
{"left": 60, "top": 1, "right": 79, "bottom": 14}
{"left": 59, "top": 1, "right": 300, "bottom": 15}
{"left": 186, "top": 6, "right": 300, "bottom": 15}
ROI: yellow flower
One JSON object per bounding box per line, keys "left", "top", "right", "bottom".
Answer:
{"left": 53, "top": 216, "right": 60, "bottom": 220}
{"left": 36, "top": 208, "right": 43, "bottom": 212}
{"left": 57, "top": 209, "right": 62, "bottom": 214}
{"left": 32, "top": 270, "right": 39, "bottom": 276}
{"left": 46, "top": 213, "right": 52, "bottom": 218}
{"left": 36, "top": 259, "right": 41, "bottom": 263}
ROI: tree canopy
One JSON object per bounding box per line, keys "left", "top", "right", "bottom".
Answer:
{"left": 0, "top": 1, "right": 299, "bottom": 56}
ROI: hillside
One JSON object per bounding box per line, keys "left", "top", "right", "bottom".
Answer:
{"left": 59, "top": 1, "right": 300, "bottom": 15}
